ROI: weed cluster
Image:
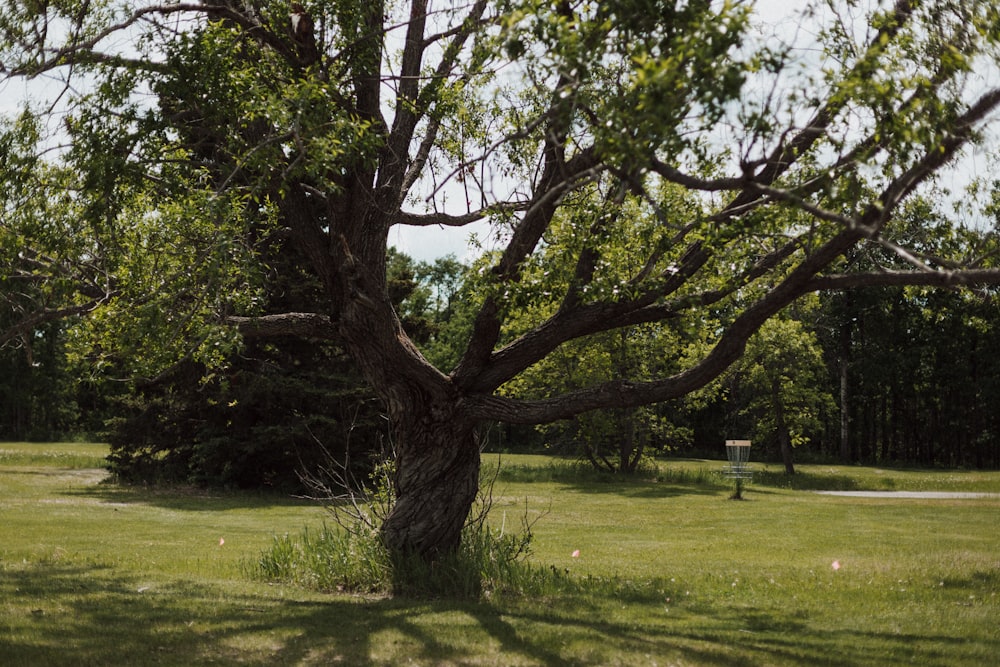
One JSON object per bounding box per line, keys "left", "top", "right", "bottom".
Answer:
{"left": 247, "top": 455, "right": 566, "bottom": 599}
{"left": 249, "top": 522, "right": 390, "bottom": 593}
{"left": 248, "top": 516, "right": 560, "bottom": 600}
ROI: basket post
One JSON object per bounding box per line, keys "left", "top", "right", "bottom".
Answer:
{"left": 724, "top": 440, "right": 752, "bottom": 499}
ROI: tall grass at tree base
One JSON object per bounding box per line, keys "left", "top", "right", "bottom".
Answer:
{"left": 247, "top": 518, "right": 567, "bottom": 599}
{"left": 248, "top": 452, "right": 562, "bottom": 599}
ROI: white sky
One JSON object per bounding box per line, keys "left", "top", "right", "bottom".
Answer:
{"left": 390, "top": 219, "right": 485, "bottom": 264}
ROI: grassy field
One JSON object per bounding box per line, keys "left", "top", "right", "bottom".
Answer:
{"left": 1, "top": 443, "right": 998, "bottom": 666}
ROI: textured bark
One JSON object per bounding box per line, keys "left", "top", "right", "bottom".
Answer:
{"left": 228, "top": 313, "right": 337, "bottom": 340}
{"left": 380, "top": 403, "right": 480, "bottom": 560}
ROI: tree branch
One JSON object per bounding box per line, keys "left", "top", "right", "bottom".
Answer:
{"left": 7, "top": 2, "right": 295, "bottom": 77}
{"left": 383, "top": 0, "right": 489, "bottom": 194}
{"left": 688, "top": 0, "right": 918, "bottom": 228}
{"left": 469, "top": 184, "right": 1000, "bottom": 425}
{"left": 0, "top": 300, "right": 106, "bottom": 348}
{"left": 227, "top": 312, "right": 338, "bottom": 340}
{"left": 463, "top": 233, "right": 803, "bottom": 394}
{"left": 806, "top": 268, "right": 1000, "bottom": 292}
{"left": 871, "top": 87, "right": 1000, "bottom": 231}
{"left": 394, "top": 200, "right": 528, "bottom": 227}
{"left": 452, "top": 149, "right": 601, "bottom": 384}
{"left": 464, "top": 229, "right": 863, "bottom": 424}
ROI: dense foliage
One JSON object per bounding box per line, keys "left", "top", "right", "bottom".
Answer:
{"left": 103, "top": 248, "right": 434, "bottom": 490}
{"left": 0, "top": 322, "right": 82, "bottom": 441}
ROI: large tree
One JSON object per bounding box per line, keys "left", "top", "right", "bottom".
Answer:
{"left": 4, "top": 0, "right": 1000, "bottom": 563}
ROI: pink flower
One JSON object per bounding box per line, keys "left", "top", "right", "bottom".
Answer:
{"left": 219, "top": 538, "right": 225, "bottom": 547}
{"left": 831, "top": 560, "right": 841, "bottom": 571}
{"left": 571, "top": 549, "right": 580, "bottom": 558}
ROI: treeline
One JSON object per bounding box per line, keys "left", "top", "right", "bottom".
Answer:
{"left": 3, "top": 250, "right": 999, "bottom": 485}
{"left": 691, "top": 286, "right": 1000, "bottom": 471}
{"left": 484, "top": 284, "right": 1000, "bottom": 473}
{"left": 822, "top": 286, "right": 1000, "bottom": 469}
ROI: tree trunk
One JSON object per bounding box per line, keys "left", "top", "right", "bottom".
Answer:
{"left": 839, "top": 320, "right": 851, "bottom": 463}
{"left": 379, "top": 406, "right": 481, "bottom": 562}
{"left": 321, "top": 229, "right": 483, "bottom": 565}
{"left": 619, "top": 407, "right": 640, "bottom": 473}
{"left": 778, "top": 422, "right": 795, "bottom": 475}
{"left": 773, "top": 379, "right": 795, "bottom": 475}
{"left": 839, "top": 355, "right": 850, "bottom": 462}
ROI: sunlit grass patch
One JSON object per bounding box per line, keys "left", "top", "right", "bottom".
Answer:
{"left": 750, "top": 462, "right": 1000, "bottom": 492}
{"left": 0, "top": 442, "right": 109, "bottom": 469}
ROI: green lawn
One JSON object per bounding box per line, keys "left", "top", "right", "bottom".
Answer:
{"left": 1, "top": 443, "right": 998, "bottom": 665}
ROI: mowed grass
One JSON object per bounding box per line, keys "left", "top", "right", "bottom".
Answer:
{"left": 0, "top": 441, "right": 108, "bottom": 468}
{"left": 0, "top": 444, "right": 997, "bottom": 666}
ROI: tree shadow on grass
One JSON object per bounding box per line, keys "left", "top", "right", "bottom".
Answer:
{"left": 494, "top": 599, "right": 995, "bottom": 667}
{"left": 554, "top": 477, "right": 727, "bottom": 500}
{"left": 59, "top": 477, "right": 318, "bottom": 512}
{"left": 4, "top": 561, "right": 993, "bottom": 666}
{"left": 751, "top": 469, "right": 865, "bottom": 492}
{"left": 521, "top": 465, "right": 730, "bottom": 500}
{"left": 0, "top": 562, "right": 581, "bottom": 666}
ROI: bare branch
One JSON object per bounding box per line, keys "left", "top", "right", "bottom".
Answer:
{"left": 0, "top": 298, "right": 111, "bottom": 348}
{"left": 422, "top": 110, "right": 550, "bottom": 204}
{"left": 382, "top": 1, "right": 488, "bottom": 194}
{"left": 394, "top": 200, "right": 528, "bottom": 227}
{"left": 227, "top": 312, "right": 338, "bottom": 340}
{"left": 743, "top": 182, "right": 858, "bottom": 228}
{"left": 648, "top": 161, "right": 747, "bottom": 192}
{"left": 400, "top": 112, "right": 442, "bottom": 196}
{"left": 8, "top": 2, "right": 295, "bottom": 77}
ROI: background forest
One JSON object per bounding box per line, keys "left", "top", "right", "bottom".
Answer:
{"left": 4, "top": 240, "right": 998, "bottom": 490}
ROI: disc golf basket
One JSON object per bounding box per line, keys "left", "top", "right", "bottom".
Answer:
{"left": 723, "top": 440, "right": 752, "bottom": 499}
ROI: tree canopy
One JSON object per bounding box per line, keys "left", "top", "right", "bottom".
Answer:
{"left": 4, "top": 0, "right": 1000, "bottom": 561}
